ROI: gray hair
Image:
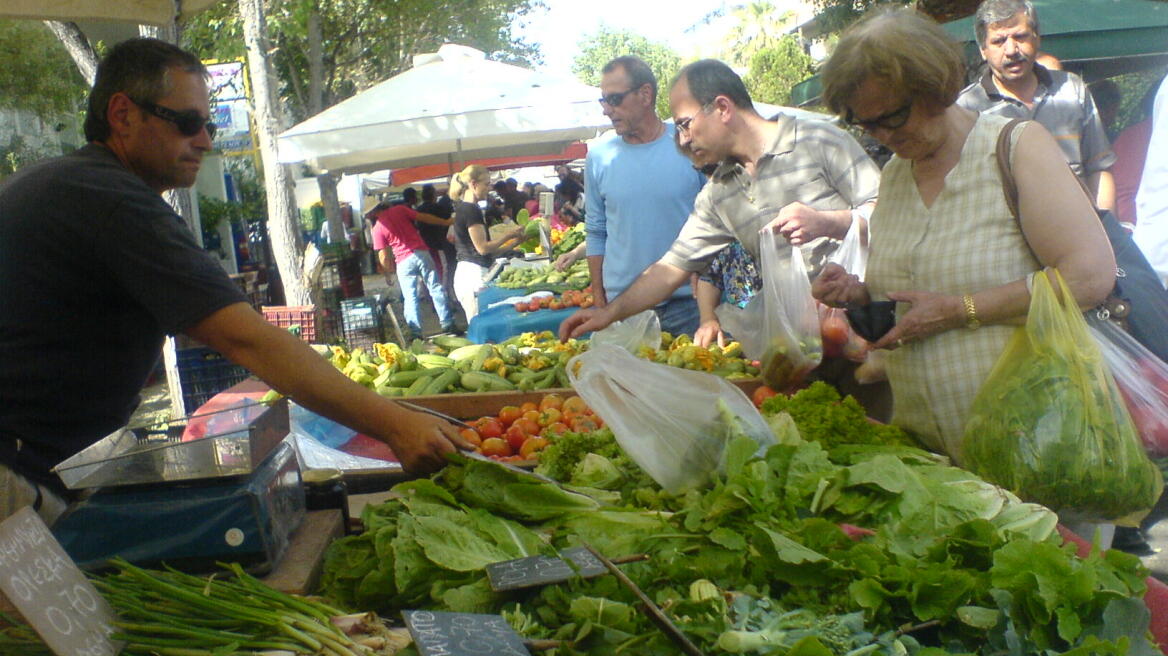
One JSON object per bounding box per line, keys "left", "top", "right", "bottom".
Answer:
{"left": 974, "top": 0, "right": 1039, "bottom": 45}
{"left": 602, "top": 56, "right": 658, "bottom": 104}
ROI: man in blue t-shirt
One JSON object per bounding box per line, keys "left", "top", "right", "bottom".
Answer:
{"left": 585, "top": 56, "right": 707, "bottom": 337}
{"left": 0, "top": 38, "right": 467, "bottom": 524}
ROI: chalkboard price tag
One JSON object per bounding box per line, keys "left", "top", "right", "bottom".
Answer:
{"left": 485, "top": 546, "right": 606, "bottom": 591}
{"left": 0, "top": 507, "right": 121, "bottom": 656}
{"left": 402, "top": 610, "right": 530, "bottom": 656}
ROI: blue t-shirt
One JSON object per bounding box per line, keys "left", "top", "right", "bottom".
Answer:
{"left": 585, "top": 123, "right": 706, "bottom": 299}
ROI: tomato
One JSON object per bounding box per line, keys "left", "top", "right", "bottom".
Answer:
{"left": 473, "top": 417, "right": 504, "bottom": 440}
{"left": 521, "top": 409, "right": 541, "bottom": 425}
{"left": 751, "top": 385, "right": 778, "bottom": 408}
{"left": 514, "top": 418, "right": 541, "bottom": 436}
{"left": 539, "top": 296, "right": 552, "bottom": 308}
{"left": 519, "top": 436, "right": 550, "bottom": 459}
{"left": 458, "top": 428, "right": 482, "bottom": 448}
{"left": 479, "top": 437, "right": 511, "bottom": 458}
{"left": 561, "top": 396, "right": 588, "bottom": 414}
{"left": 580, "top": 296, "right": 594, "bottom": 308}
{"left": 539, "top": 394, "right": 565, "bottom": 411}
{"left": 514, "top": 303, "right": 527, "bottom": 313}
{"left": 549, "top": 299, "right": 563, "bottom": 310}
{"left": 538, "top": 407, "right": 562, "bottom": 427}
{"left": 570, "top": 416, "right": 599, "bottom": 433}
{"left": 542, "top": 422, "right": 570, "bottom": 437}
{"left": 520, "top": 401, "right": 538, "bottom": 414}
{"left": 821, "top": 313, "right": 850, "bottom": 358}
{"left": 527, "top": 301, "right": 542, "bottom": 313}
{"left": 497, "top": 405, "right": 522, "bottom": 428}
{"left": 504, "top": 424, "right": 529, "bottom": 452}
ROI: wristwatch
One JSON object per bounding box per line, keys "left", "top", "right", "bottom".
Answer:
{"left": 962, "top": 294, "right": 980, "bottom": 330}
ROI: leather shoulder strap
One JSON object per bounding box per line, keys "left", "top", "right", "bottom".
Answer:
{"left": 995, "top": 118, "right": 1026, "bottom": 221}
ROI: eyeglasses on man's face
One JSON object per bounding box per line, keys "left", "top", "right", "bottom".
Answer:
{"left": 598, "top": 86, "right": 641, "bottom": 107}
{"left": 844, "top": 102, "right": 913, "bottom": 132}
{"left": 135, "top": 99, "right": 218, "bottom": 139}
{"left": 674, "top": 103, "right": 714, "bottom": 137}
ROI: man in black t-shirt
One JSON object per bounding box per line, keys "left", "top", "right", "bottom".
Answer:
{"left": 415, "top": 184, "right": 457, "bottom": 297}
{"left": 0, "top": 38, "right": 467, "bottom": 524}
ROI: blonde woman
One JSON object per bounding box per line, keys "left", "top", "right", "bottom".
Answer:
{"left": 450, "top": 165, "right": 525, "bottom": 319}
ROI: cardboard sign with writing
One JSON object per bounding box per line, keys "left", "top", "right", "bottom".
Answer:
{"left": 485, "top": 546, "right": 606, "bottom": 591}
{"left": 0, "top": 507, "right": 121, "bottom": 656}
{"left": 402, "top": 610, "right": 529, "bottom": 656}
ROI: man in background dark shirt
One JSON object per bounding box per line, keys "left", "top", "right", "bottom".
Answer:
{"left": 415, "top": 183, "right": 457, "bottom": 299}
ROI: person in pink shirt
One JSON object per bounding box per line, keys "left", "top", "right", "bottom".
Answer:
{"left": 1112, "top": 85, "right": 1158, "bottom": 227}
{"left": 371, "top": 188, "right": 457, "bottom": 339}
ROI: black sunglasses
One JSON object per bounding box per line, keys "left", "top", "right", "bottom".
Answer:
{"left": 845, "top": 102, "right": 913, "bottom": 132}
{"left": 135, "top": 99, "right": 218, "bottom": 139}
{"left": 598, "top": 87, "right": 639, "bottom": 107}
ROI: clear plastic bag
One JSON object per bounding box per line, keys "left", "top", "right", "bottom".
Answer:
{"left": 589, "top": 309, "right": 661, "bottom": 353}
{"left": 719, "top": 230, "right": 822, "bottom": 390}
{"left": 963, "top": 270, "right": 1163, "bottom": 525}
{"left": 568, "top": 344, "right": 775, "bottom": 494}
{"left": 821, "top": 215, "right": 871, "bottom": 362}
{"left": 1089, "top": 316, "right": 1168, "bottom": 458}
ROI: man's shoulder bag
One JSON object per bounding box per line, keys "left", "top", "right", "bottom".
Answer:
{"left": 996, "top": 118, "right": 1168, "bottom": 363}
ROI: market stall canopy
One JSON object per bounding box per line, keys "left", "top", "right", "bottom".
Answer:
{"left": 0, "top": 0, "right": 221, "bottom": 26}
{"left": 386, "top": 141, "right": 588, "bottom": 188}
{"left": 278, "top": 44, "right": 611, "bottom": 176}
{"left": 790, "top": 0, "right": 1168, "bottom": 106}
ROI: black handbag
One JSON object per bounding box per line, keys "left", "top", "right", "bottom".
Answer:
{"left": 996, "top": 118, "right": 1168, "bottom": 363}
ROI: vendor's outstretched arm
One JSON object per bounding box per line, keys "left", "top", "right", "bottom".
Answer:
{"left": 559, "top": 261, "right": 689, "bottom": 340}
{"left": 186, "top": 303, "right": 469, "bottom": 474}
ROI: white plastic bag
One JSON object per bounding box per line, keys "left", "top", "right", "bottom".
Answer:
{"left": 719, "top": 230, "right": 822, "bottom": 389}
{"left": 589, "top": 309, "right": 661, "bottom": 353}
{"left": 568, "top": 344, "right": 774, "bottom": 494}
{"left": 822, "top": 216, "right": 870, "bottom": 362}
{"left": 1090, "top": 317, "right": 1168, "bottom": 458}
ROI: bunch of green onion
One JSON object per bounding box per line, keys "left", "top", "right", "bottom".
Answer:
{"left": 96, "top": 558, "right": 369, "bottom": 655}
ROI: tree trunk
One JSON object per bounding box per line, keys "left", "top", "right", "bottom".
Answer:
{"left": 307, "top": 4, "right": 324, "bottom": 117}
{"left": 43, "top": 21, "right": 98, "bottom": 86}
{"left": 238, "top": 0, "right": 310, "bottom": 305}
{"left": 318, "top": 172, "right": 347, "bottom": 244}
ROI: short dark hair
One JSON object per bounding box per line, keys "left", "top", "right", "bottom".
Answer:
{"left": 421, "top": 184, "right": 436, "bottom": 202}
{"left": 85, "top": 38, "right": 207, "bottom": 143}
{"left": 673, "top": 59, "right": 754, "bottom": 111}
{"left": 493, "top": 180, "right": 507, "bottom": 193}
{"left": 402, "top": 187, "right": 418, "bottom": 203}
{"left": 974, "top": 0, "right": 1039, "bottom": 45}
{"left": 602, "top": 56, "right": 658, "bottom": 104}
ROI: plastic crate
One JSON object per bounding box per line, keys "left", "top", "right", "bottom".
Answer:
{"left": 261, "top": 305, "right": 317, "bottom": 343}
{"left": 177, "top": 347, "right": 250, "bottom": 414}
{"left": 319, "top": 255, "right": 364, "bottom": 299}
{"left": 340, "top": 296, "right": 385, "bottom": 352}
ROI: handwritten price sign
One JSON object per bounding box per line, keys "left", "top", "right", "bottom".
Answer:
{"left": 0, "top": 507, "right": 120, "bottom": 656}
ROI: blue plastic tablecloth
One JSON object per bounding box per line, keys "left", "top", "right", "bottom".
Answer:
{"left": 468, "top": 304, "right": 577, "bottom": 344}
{"left": 475, "top": 284, "right": 518, "bottom": 308}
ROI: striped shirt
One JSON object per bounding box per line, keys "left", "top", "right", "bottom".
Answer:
{"left": 957, "top": 64, "right": 1116, "bottom": 178}
{"left": 660, "top": 114, "right": 880, "bottom": 278}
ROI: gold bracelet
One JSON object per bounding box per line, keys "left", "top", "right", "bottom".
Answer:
{"left": 962, "top": 294, "right": 980, "bottom": 330}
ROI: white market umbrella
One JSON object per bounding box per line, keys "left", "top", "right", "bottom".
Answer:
{"left": 278, "top": 44, "right": 611, "bottom": 175}
{"left": 0, "top": 0, "right": 220, "bottom": 26}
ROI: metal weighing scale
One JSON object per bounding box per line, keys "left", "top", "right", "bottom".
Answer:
{"left": 50, "top": 399, "right": 305, "bottom": 574}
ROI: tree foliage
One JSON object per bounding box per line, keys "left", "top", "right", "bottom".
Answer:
{"left": 181, "top": 0, "right": 544, "bottom": 125}
{"left": 0, "top": 19, "right": 87, "bottom": 120}
{"left": 744, "top": 35, "right": 816, "bottom": 106}
{"left": 721, "top": 1, "right": 798, "bottom": 68}
{"left": 571, "top": 26, "right": 681, "bottom": 118}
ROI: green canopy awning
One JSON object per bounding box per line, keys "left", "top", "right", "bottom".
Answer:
{"left": 790, "top": 0, "right": 1168, "bottom": 107}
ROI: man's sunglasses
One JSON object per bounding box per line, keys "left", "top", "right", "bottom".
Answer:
{"left": 135, "top": 99, "right": 218, "bottom": 139}
{"left": 844, "top": 102, "right": 913, "bottom": 132}
{"left": 598, "top": 86, "right": 640, "bottom": 107}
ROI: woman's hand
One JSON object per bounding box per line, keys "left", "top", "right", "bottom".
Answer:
{"left": 872, "top": 291, "right": 965, "bottom": 350}
{"left": 812, "top": 263, "right": 870, "bottom": 307}
{"left": 694, "top": 317, "right": 726, "bottom": 348}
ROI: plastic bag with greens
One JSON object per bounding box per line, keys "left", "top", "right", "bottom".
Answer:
{"left": 962, "top": 270, "right": 1163, "bottom": 526}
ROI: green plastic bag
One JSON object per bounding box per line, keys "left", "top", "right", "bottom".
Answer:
{"left": 963, "top": 270, "right": 1163, "bottom": 525}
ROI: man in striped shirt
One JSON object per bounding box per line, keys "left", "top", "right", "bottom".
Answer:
{"left": 561, "top": 59, "right": 879, "bottom": 341}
